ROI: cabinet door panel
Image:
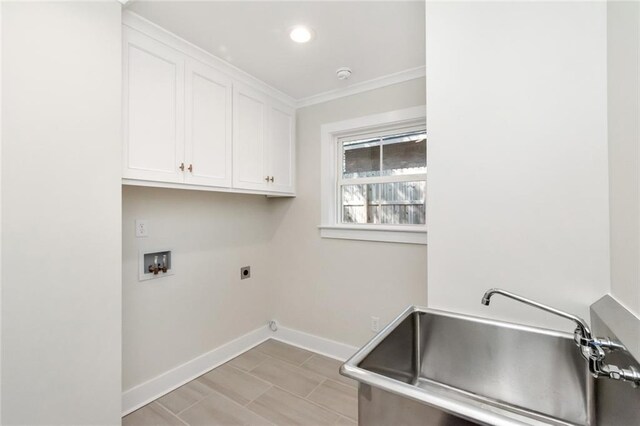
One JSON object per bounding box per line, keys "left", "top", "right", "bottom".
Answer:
{"left": 233, "top": 85, "right": 268, "bottom": 190}
{"left": 184, "top": 60, "right": 232, "bottom": 187}
{"left": 123, "top": 28, "right": 184, "bottom": 183}
{"left": 268, "top": 104, "right": 295, "bottom": 194}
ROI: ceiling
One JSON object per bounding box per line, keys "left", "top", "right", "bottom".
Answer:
{"left": 127, "top": 1, "right": 425, "bottom": 100}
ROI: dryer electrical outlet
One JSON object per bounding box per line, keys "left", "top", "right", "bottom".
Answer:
{"left": 240, "top": 266, "right": 251, "bottom": 280}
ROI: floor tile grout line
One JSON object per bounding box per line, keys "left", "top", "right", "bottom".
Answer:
{"left": 247, "top": 351, "right": 272, "bottom": 370}
{"left": 239, "top": 382, "right": 274, "bottom": 407}
{"left": 307, "top": 397, "right": 358, "bottom": 424}
{"left": 240, "top": 354, "right": 346, "bottom": 417}
{"left": 244, "top": 368, "right": 287, "bottom": 391}
{"left": 159, "top": 377, "right": 218, "bottom": 417}
{"left": 269, "top": 338, "right": 342, "bottom": 363}
{"left": 245, "top": 355, "right": 327, "bottom": 388}
{"left": 226, "top": 361, "right": 276, "bottom": 389}
{"left": 299, "top": 354, "right": 359, "bottom": 389}
{"left": 224, "top": 386, "right": 278, "bottom": 426}
{"left": 243, "top": 383, "right": 274, "bottom": 407}
{"left": 247, "top": 352, "right": 300, "bottom": 372}
{"left": 197, "top": 365, "right": 274, "bottom": 409}
{"left": 254, "top": 382, "right": 347, "bottom": 422}
{"left": 178, "top": 387, "right": 277, "bottom": 426}
{"left": 154, "top": 401, "right": 190, "bottom": 426}
{"left": 242, "top": 348, "right": 352, "bottom": 420}
{"left": 154, "top": 358, "right": 246, "bottom": 418}
{"left": 155, "top": 399, "right": 172, "bottom": 414}
{"left": 254, "top": 339, "right": 316, "bottom": 366}
{"left": 303, "top": 378, "right": 359, "bottom": 421}
{"left": 322, "top": 377, "right": 358, "bottom": 392}
{"left": 184, "top": 352, "right": 275, "bottom": 410}
{"left": 244, "top": 367, "right": 327, "bottom": 399}
{"left": 246, "top": 385, "right": 335, "bottom": 424}
{"left": 257, "top": 350, "right": 311, "bottom": 366}
{"left": 303, "top": 377, "right": 328, "bottom": 399}
{"left": 172, "top": 392, "right": 211, "bottom": 418}
{"left": 170, "top": 341, "right": 270, "bottom": 390}
{"left": 298, "top": 352, "right": 315, "bottom": 366}
{"left": 300, "top": 353, "right": 317, "bottom": 368}
{"left": 229, "top": 349, "right": 272, "bottom": 372}
{"left": 302, "top": 368, "right": 358, "bottom": 390}
{"left": 131, "top": 341, "right": 355, "bottom": 426}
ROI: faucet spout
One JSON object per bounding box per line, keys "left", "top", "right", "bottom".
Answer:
{"left": 481, "top": 288, "right": 591, "bottom": 339}
{"left": 480, "top": 292, "right": 492, "bottom": 306}
{"left": 481, "top": 288, "right": 640, "bottom": 388}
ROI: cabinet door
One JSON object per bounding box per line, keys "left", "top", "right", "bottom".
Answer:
{"left": 232, "top": 84, "right": 269, "bottom": 191}
{"left": 123, "top": 28, "right": 185, "bottom": 183}
{"left": 267, "top": 103, "right": 295, "bottom": 194}
{"left": 184, "top": 59, "right": 232, "bottom": 187}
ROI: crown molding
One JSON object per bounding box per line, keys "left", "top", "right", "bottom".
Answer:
{"left": 122, "top": 11, "right": 296, "bottom": 107}
{"left": 122, "top": 11, "right": 423, "bottom": 110}
{"left": 296, "top": 66, "right": 426, "bottom": 109}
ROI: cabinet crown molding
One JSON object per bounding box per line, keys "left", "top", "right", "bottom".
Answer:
{"left": 122, "top": 10, "right": 296, "bottom": 109}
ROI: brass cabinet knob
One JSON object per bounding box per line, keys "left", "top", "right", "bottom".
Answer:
{"left": 265, "top": 176, "right": 270, "bottom": 182}
{"left": 269, "top": 176, "right": 274, "bottom": 183}
{"left": 188, "top": 164, "right": 193, "bottom": 173}
{"left": 179, "top": 162, "right": 185, "bottom": 171}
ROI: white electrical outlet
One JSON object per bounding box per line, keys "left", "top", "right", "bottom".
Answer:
{"left": 371, "top": 316, "right": 380, "bottom": 332}
{"left": 135, "top": 219, "right": 149, "bottom": 238}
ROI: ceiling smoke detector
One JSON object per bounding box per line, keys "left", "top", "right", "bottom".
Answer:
{"left": 336, "top": 67, "right": 352, "bottom": 81}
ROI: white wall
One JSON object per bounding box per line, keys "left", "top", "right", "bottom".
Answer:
{"left": 269, "top": 78, "right": 428, "bottom": 347}
{"left": 122, "top": 187, "right": 274, "bottom": 390}
{"left": 607, "top": 0, "right": 640, "bottom": 318}
{"left": 426, "top": 2, "right": 610, "bottom": 329}
{"left": 122, "top": 80, "right": 427, "bottom": 393}
{"left": 1, "top": 2, "right": 122, "bottom": 425}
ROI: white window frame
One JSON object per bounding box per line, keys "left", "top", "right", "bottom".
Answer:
{"left": 319, "top": 106, "right": 427, "bottom": 244}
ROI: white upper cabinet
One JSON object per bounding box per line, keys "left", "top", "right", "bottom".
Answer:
{"left": 184, "top": 59, "right": 232, "bottom": 188}
{"left": 232, "top": 84, "right": 295, "bottom": 194}
{"left": 123, "top": 27, "right": 185, "bottom": 183}
{"left": 267, "top": 103, "right": 295, "bottom": 194}
{"left": 122, "top": 17, "right": 295, "bottom": 196}
{"left": 233, "top": 84, "right": 269, "bottom": 191}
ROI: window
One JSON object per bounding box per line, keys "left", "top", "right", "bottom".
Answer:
{"left": 340, "top": 130, "right": 426, "bottom": 225}
{"left": 320, "top": 106, "right": 427, "bottom": 244}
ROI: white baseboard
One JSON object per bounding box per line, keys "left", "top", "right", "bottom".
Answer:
{"left": 121, "top": 323, "right": 359, "bottom": 416}
{"left": 122, "top": 325, "right": 271, "bottom": 416}
{"left": 272, "top": 326, "right": 359, "bottom": 362}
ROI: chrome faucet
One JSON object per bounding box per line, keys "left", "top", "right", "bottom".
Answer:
{"left": 482, "top": 288, "right": 591, "bottom": 345}
{"left": 481, "top": 288, "right": 592, "bottom": 341}
{"left": 482, "top": 288, "right": 640, "bottom": 388}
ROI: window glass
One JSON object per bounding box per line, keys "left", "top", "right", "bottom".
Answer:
{"left": 341, "top": 181, "right": 426, "bottom": 225}
{"left": 342, "top": 138, "right": 380, "bottom": 179}
{"left": 341, "top": 184, "right": 367, "bottom": 223}
{"left": 338, "top": 127, "right": 426, "bottom": 227}
{"left": 381, "top": 131, "right": 426, "bottom": 176}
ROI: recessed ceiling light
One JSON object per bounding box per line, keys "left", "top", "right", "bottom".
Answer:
{"left": 290, "top": 26, "right": 313, "bottom": 43}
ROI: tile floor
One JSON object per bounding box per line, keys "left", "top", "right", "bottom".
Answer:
{"left": 123, "top": 340, "right": 358, "bottom": 426}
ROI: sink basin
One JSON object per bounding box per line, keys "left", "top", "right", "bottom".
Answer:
{"left": 340, "top": 306, "right": 595, "bottom": 426}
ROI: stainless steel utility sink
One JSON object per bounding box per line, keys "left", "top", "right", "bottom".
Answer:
{"left": 341, "top": 306, "right": 595, "bottom": 426}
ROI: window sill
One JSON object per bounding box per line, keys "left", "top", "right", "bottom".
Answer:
{"left": 318, "top": 225, "right": 427, "bottom": 245}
